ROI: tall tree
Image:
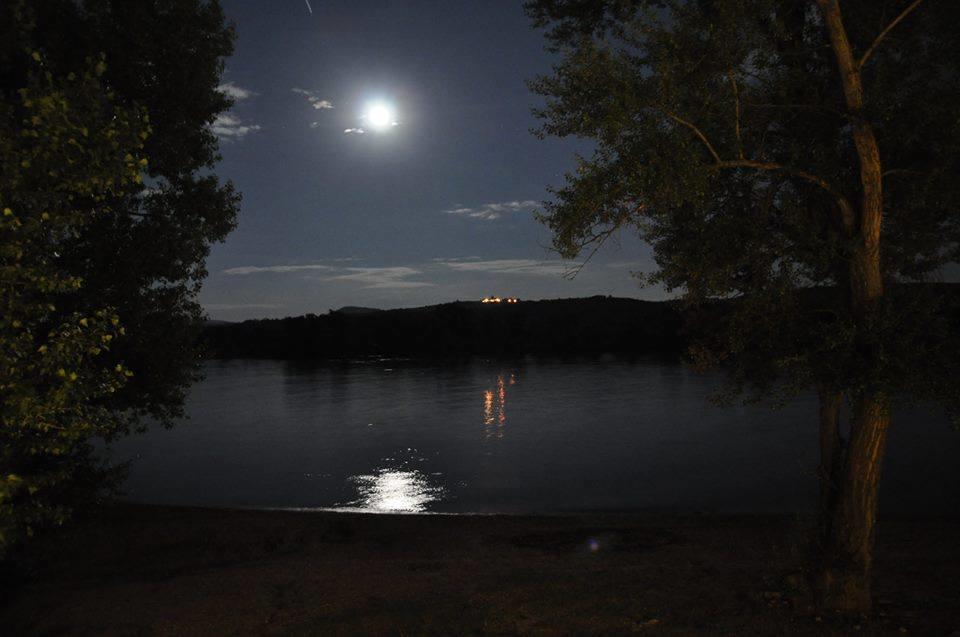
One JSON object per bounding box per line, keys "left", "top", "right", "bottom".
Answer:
{"left": 0, "top": 0, "right": 238, "bottom": 551}
{"left": 0, "top": 52, "right": 146, "bottom": 552}
{"left": 527, "top": 0, "right": 960, "bottom": 611}
{"left": 1, "top": 0, "right": 239, "bottom": 429}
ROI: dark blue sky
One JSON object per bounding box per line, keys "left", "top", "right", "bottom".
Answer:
{"left": 201, "top": 0, "right": 657, "bottom": 320}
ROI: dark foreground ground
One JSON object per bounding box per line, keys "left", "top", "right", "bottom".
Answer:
{"left": 1, "top": 505, "right": 957, "bottom": 636}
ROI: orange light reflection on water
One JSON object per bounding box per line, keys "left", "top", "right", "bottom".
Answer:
{"left": 483, "top": 390, "right": 495, "bottom": 426}
{"left": 497, "top": 375, "right": 506, "bottom": 425}
{"left": 483, "top": 372, "right": 515, "bottom": 438}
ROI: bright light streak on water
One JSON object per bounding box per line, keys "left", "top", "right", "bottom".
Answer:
{"left": 483, "top": 374, "right": 509, "bottom": 439}
{"left": 498, "top": 375, "right": 506, "bottom": 426}
{"left": 344, "top": 469, "right": 443, "bottom": 512}
{"left": 483, "top": 390, "right": 495, "bottom": 428}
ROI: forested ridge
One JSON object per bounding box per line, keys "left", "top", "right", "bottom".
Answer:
{"left": 203, "top": 284, "right": 960, "bottom": 361}
{"left": 202, "top": 296, "right": 684, "bottom": 359}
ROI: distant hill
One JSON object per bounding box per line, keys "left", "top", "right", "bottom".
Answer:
{"left": 201, "top": 296, "right": 684, "bottom": 359}
{"left": 201, "top": 283, "right": 960, "bottom": 361}
{"left": 333, "top": 306, "right": 383, "bottom": 315}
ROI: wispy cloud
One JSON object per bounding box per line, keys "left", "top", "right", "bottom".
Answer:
{"left": 223, "top": 264, "right": 333, "bottom": 275}
{"left": 321, "top": 267, "right": 433, "bottom": 289}
{"left": 204, "top": 303, "right": 281, "bottom": 311}
{"left": 605, "top": 260, "right": 650, "bottom": 270}
{"left": 217, "top": 82, "right": 257, "bottom": 101}
{"left": 443, "top": 200, "right": 539, "bottom": 221}
{"left": 292, "top": 87, "right": 333, "bottom": 109}
{"left": 224, "top": 258, "right": 580, "bottom": 289}
{"left": 223, "top": 263, "right": 433, "bottom": 289}
{"left": 211, "top": 112, "right": 261, "bottom": 140}
{"left": 344, "top": 127, "right": 365, "bottom": 135}
{"left": 436, "top": 259, "right": 579, "bottom": 276}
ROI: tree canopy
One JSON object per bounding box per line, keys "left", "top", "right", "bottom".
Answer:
{"left": 0, "top": 0, "right": 238, "bottom": 553}
{"left": 2, "top": 0, "right": 240, "bottom": 429}
{"left": 527, "top": 0, "right": 960, "bottom": 611}
{"left": 528, "top": 0, "right": 959, "bottom": 408}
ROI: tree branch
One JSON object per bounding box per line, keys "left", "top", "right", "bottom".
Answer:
{"left": 657, "top": 107, "right": 722, "bottom": 163}
{"left": 858, "top": 0, "right": 926, "bottom": 69}
{"left": 654, "top": 105, "right": 854, "bottom": 230}
{"left": 564, "top": 224, "right": 621, "bottom": 280}
{"left": 881, "top": 168, "right": 924, "bottom": 179}
{"left": 715, "top": 160, "right": 844, "bottom": 201}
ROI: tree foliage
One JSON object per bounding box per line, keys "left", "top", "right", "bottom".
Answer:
{"left": 527, "top": 0, "right": 960, "bottom": 611}
{"left": 0, "top": 53, "right": 146, "bottom": 551}
{"left": 527, "top": 0, "right": 960, "bottom": 408}
{"left": 2, "top": 0, "right": 240, "bottom": 429}
{"left": 0, "top": 0, "right": 238, "bottom": 553}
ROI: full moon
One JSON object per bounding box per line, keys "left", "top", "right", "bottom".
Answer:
{"left": 363, "top": 101, "right": 396, "bottom": 132}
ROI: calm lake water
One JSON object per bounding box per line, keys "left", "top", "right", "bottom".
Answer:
{"left": 107, "top": 358, "right": 960, "bottom": 514}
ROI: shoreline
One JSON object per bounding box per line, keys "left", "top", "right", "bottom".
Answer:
{"left": 2, "top": 504, "right": 958, "bottom": 635}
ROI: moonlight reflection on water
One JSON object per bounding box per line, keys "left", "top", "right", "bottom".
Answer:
{"left": 343, "top": 469, "right": 444, "bottom": 512}
{"left": 110, "top": 359, "right": 960, "bottom": 514}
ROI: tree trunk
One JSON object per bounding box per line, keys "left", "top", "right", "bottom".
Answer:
{"left": 816, "top": 0, "right": 891, "bottom": 613}
{"left": 817, "top": 388, "right": 844, "bottom": 540}
{"left": 816, "top": 392, "right": 890, "bottom": 612}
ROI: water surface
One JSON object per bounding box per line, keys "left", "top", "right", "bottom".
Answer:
{"left": 108, "top": 358, "right": 959, "bottom": 514}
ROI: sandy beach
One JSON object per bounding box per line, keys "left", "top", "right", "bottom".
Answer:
{"left": 1, "top": 505, "right": 957, "bottom": 636}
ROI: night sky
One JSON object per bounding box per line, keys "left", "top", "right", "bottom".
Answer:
{"left": 201, "top": 0, "right": 658, "bottom": 321}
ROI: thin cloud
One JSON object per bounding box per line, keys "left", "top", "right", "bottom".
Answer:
{"left": 606, "top": 260, "right": 650, "bottom": 269}
{"left": 437, "top": 259, "right": 580, "bottom": 276}
{"left": 217, "top": 82, "right": 257, "bottom": 101}
{"left": 292, "top": 87, "right": 334, "bottom": 109}
{"left": 223, "top": 264, "right": 334, "bottom": 275}
{"left": 211, "top": 112, "right": 261, "bottom": 140}
{"left": 344, "top": 127, "right": 365, "bottom": 135}
{"left": 204, "top": 303, "right": 281, "bottom": 310}
{"left": 368, "top": 281, "right": 433, "bottom": 289}
{"left": 223, "top": 263, "right": 433, "bottom": 289}
{"left": 321, "top": 266, "right": 434, "bottom": 289}
{"left": 444, "top": 200, "right": 539, "bottom": 221}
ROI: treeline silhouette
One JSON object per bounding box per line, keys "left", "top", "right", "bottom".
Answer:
{"left": 202, "top": 296, "right": 684, "bottom": 359}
